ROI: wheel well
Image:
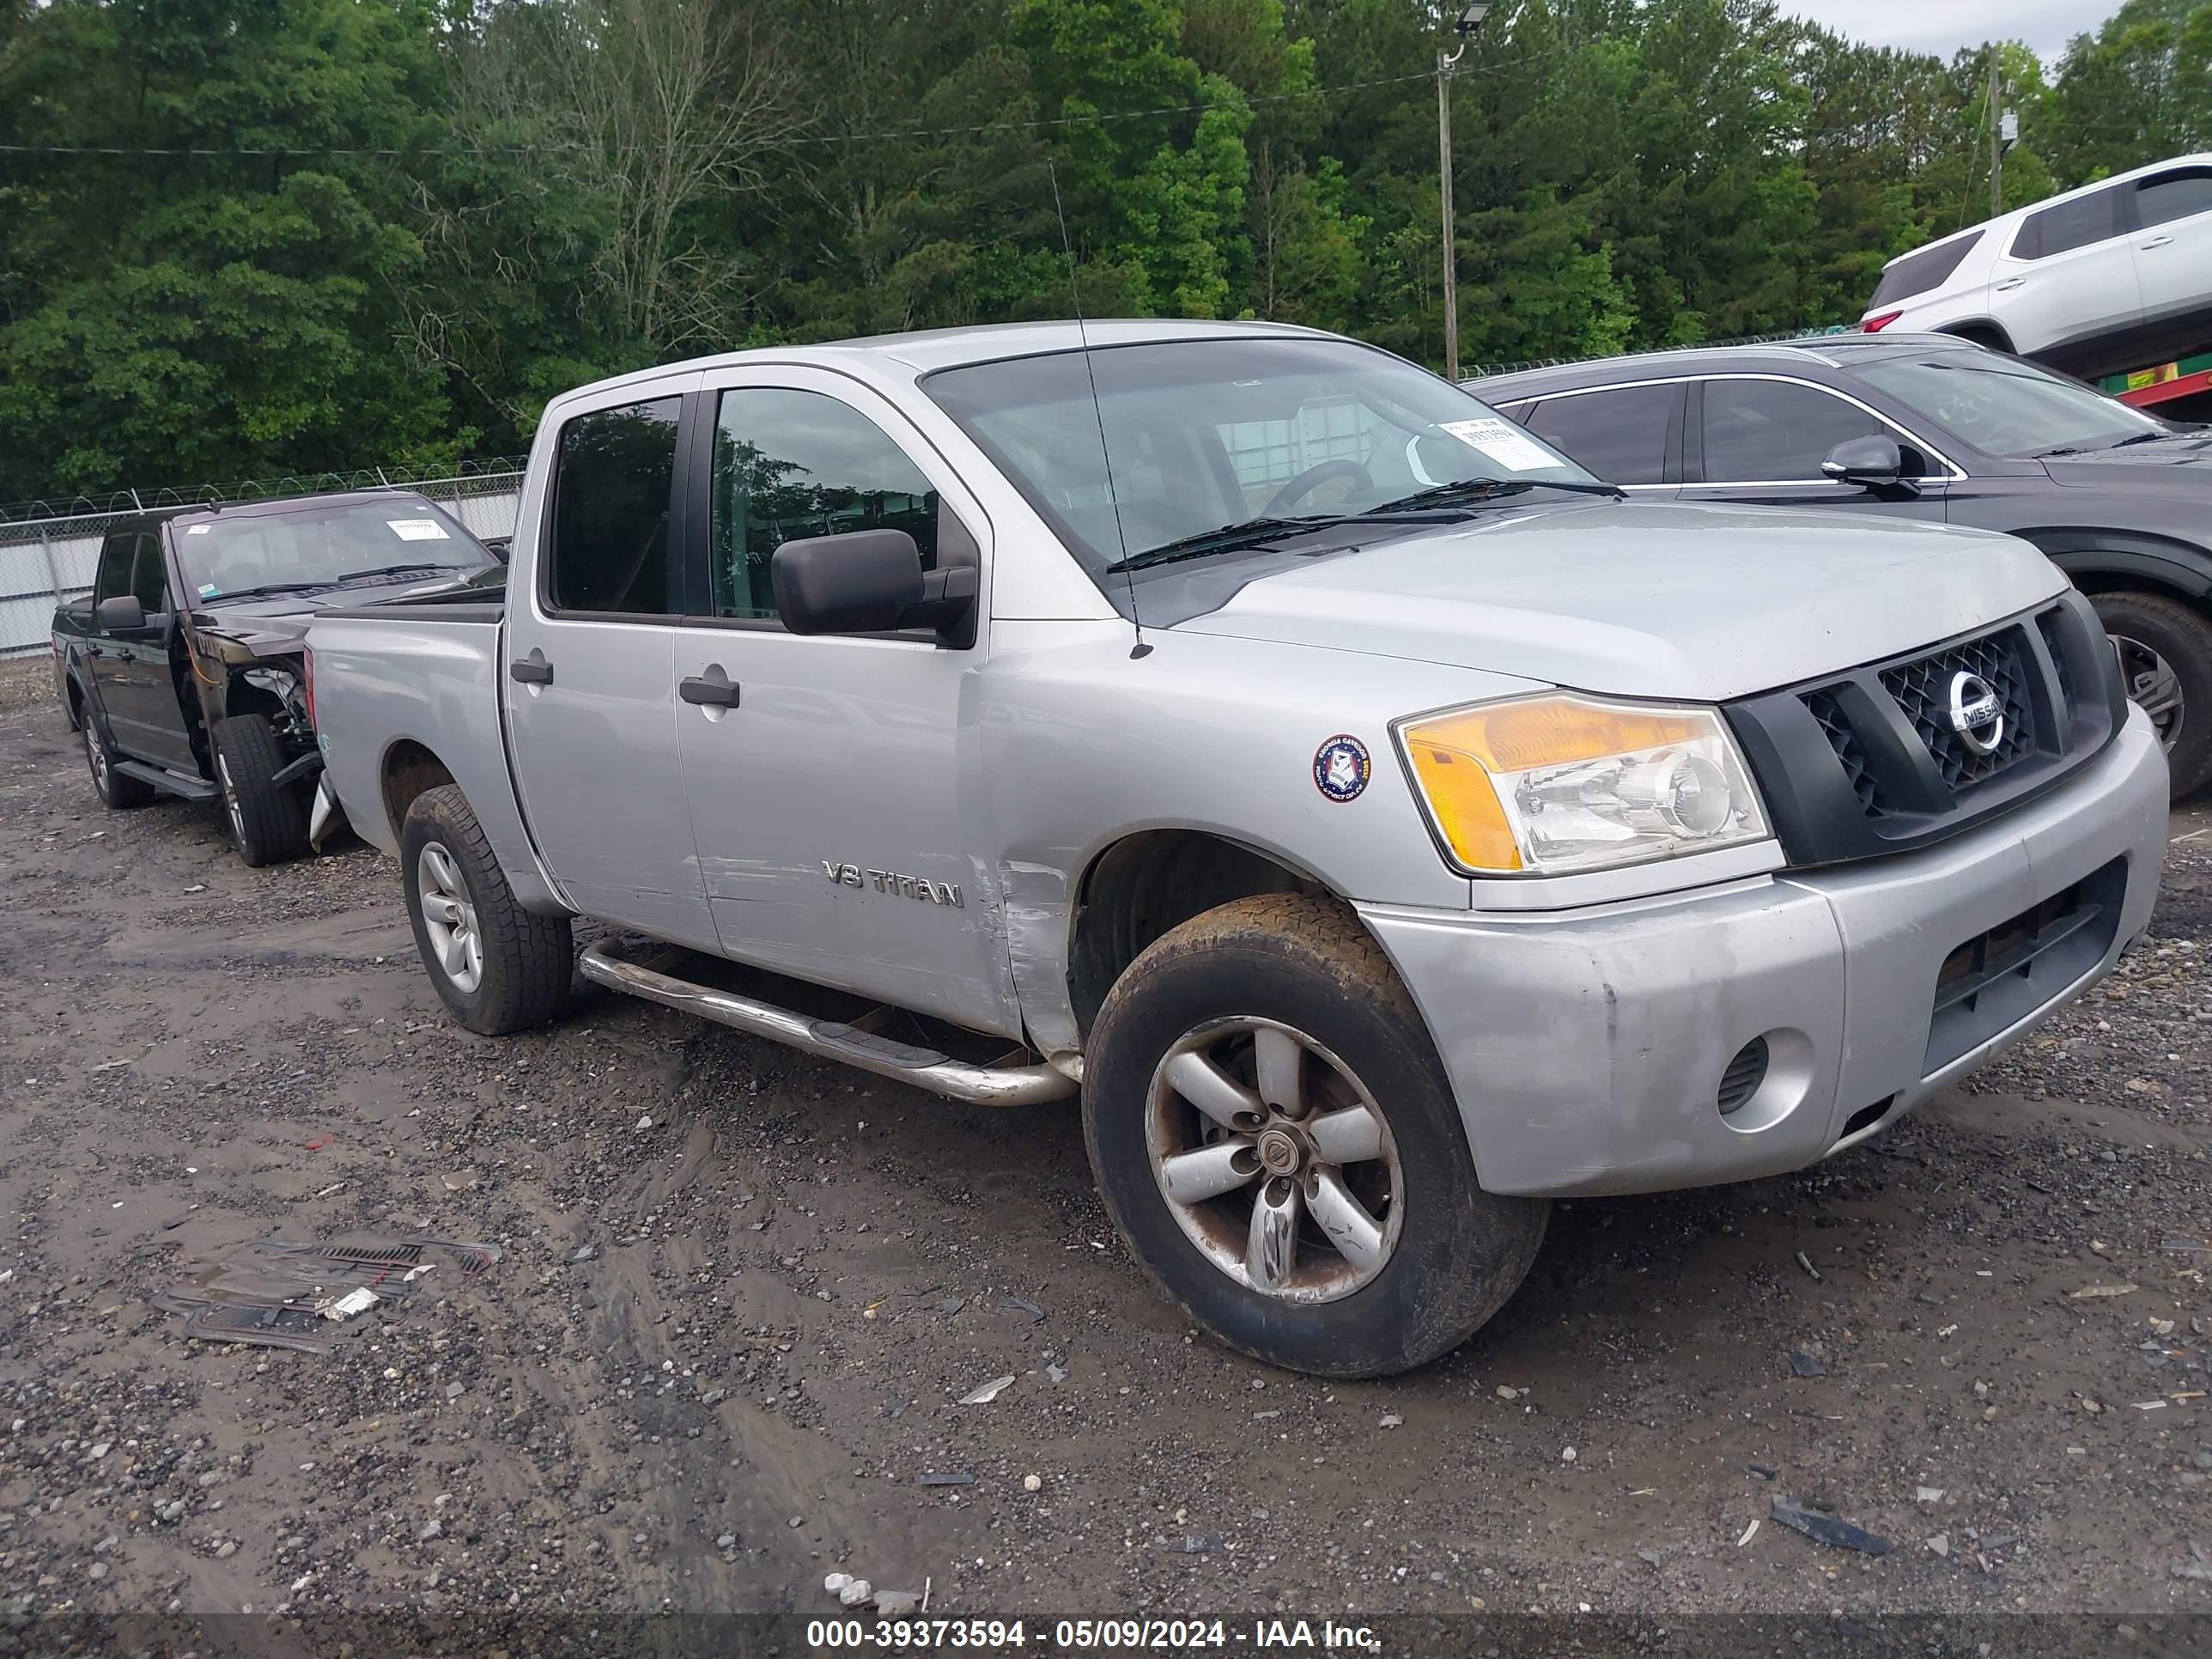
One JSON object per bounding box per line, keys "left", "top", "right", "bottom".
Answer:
{"left": 66, "top": 677, "right": 83, "bottom": 718}
{"left": 1067, "top": 830, "right": 1328, "bottom": 1036}
{"left": 222, "top": 680, "right": 283, "bottom": 723}
{"left": 1940, "top": 321, "right": 2013, "bottom": 352}
{"left": 381, "top": 741, "right": 456, "bottom": 842}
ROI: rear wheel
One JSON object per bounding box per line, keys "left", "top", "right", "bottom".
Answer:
{"left": 2091, "top": 591, "right": 2212, "bottom": 797}
{"left": 210, "top": 714, "right": 309, "bottom": 866}
{"left": 400, "top": 784, "right": 573, "bottom": 1035}
{"left": 1083, "top": 893, "right": 1548, "bottom": 1377}
{"left": 83, "top": 714, "right": 155, "bottom": 809}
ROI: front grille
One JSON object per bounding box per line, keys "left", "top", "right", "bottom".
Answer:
{"left": 1724, "top": 591, "right": 2125, "bottom": 867}
{"left": 1878, "top": 631, "right": 2037, "bottom": 790}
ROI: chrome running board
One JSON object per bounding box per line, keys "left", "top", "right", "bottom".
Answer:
{"left": 577, "top": 939, "right": 1076, "bottom": 1109}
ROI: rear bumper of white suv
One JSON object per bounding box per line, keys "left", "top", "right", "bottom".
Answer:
{"left": 1359, "top": 706, "right": 2168, "bottom": 1198}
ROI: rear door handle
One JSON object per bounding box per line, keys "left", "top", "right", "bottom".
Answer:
{"left": 678, "top": 665, "right": 740, "bottom": 708}
{"left": 510, "top": 649, "right": 553, "bottom": 685}
{"left": 2142, "top": 234, "right": 2174, "bottom": 249}
{"left": 1995, "top": 276, "right": 2027, "bottom": 291}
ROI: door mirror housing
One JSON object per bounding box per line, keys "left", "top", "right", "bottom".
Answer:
{"left": 771, "top": 528, "right": 976, "bottom": 642}
{"left": 95, "top": 594, "right": 155, "bottom": 637}
{"left": 1820, "top": 434, "right": 1923, "bottom": 495}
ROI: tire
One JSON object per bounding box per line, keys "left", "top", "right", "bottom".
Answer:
{"left": 82, "top": 709, "right": 155, "bottom": 809}
{"left": 400, "top": 783, "right": 573, "bottom": 1036}
{"left": 2090, "top": 591, "right": 2212, "bottom": 798}
{"left": 210, "top": 714, "right": 310, "bottom": 866}
{"left": 1083, "top": 892, "right": 1548, "bottom": 1377}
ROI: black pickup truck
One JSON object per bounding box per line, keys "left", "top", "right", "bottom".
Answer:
{"left": 52, "top": 491, "right": 503, "bottom": 865}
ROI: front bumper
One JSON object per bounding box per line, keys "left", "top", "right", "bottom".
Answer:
{"left": 1359, "top": 708, "right": 2169, "bottom": 1198}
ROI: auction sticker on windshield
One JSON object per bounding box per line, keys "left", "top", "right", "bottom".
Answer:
{"left": 1437, "top": 416, "right": 1553, "bottom": 473}
{"left": 387, "top": 520, "right": 451, "bottom": 541}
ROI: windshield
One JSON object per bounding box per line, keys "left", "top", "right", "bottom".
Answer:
{"left": 1854, "top": 354, "right": 2171, "bottom": 458}
{"left": 921, "top": 337, "right": 1599, "bottom": 592}
{"left": 176, "top": 499, "right": 486, "bottom": 603}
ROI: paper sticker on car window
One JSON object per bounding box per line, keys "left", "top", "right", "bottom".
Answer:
{"left": 1437, "top": 417, "right": 1555, "bottom": 474}
{"left": 185, "top": 524, "right": 211, "bottom": 534}
{"left": 198, "top": 582, "right": 220, "bottom": 597}
{"left": 387, "top": 519, "right": 450, "bottom": 541}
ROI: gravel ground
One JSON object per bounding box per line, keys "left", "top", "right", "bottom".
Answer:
{"left": 7, "top": 652, "right": 2212, "bottom": 1648}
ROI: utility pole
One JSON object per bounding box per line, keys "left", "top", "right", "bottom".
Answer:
{"left": 1988, "top": 53, "right": 2003, "bottom": 218}
{"left": 1437, "top": 5, "right": 1489, "bottom": 383}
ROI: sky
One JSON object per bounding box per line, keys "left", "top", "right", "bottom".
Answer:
{"left": 1778, "top": 0, "right": 2115, "bottom": 63}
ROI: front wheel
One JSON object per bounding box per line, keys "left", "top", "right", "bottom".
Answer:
{"left": 400, "top": 784, "right": 573, "bottom": 1035}
{"left": 1083, "top": 894, "right": 1548, "bottom": 1377}
{"left": 210, "top": 714, "right": 309, "bottom": 866}
{"left": 2091, "top": 591, "right": 2212, "bottom": 798}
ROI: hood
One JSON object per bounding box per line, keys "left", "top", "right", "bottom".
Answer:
{"left": 193, "top": 565, "right": 501, "bottom": 654}
{"left": 1169, "top": 501, "right": 2067, "bottom": 702}
{"left": 2041, "top": 434, "right": 2212, "bottom": 487}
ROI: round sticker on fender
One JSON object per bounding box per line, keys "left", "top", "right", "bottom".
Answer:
{"left": 1313, "top": 735, "right": 1371, "bottom": 802}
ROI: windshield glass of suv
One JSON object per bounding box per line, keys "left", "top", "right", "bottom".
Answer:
{"left": 921, "top": 337, "right": 1597, "bottom": 584}
{"left": 1855, "top": 353, "right": 2171, "bottom": 458}
{"left": 177, "top": 500, "right": 484, "bottom": 603}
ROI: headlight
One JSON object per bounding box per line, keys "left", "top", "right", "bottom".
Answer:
{"left": 1395, "top": 693, "right": 1771, "bottom": 875}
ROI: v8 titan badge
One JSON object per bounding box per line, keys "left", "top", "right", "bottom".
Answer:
{"left": 1313, "top": 734, "right": 1371, "bottom": 802}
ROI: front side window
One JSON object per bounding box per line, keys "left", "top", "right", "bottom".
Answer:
{"left": 2011, "top": 186, "right": 2124, "bottom": 260}
{"left": 547, "top": 399, "right": 681, "bottom": 616}
{"left": 710, "top": 389, "right": 939, "bottom": 622}
{"left": 93, "top": 530, "right": 137, "bottom": 605}
{"left": 1523, "top": 384, "right": 1678, "bottom": 483}
{"left": 921, "top": 337, "right": 1593, "bottom": 595}
{"left": 1855, "top": 353, "right": 2169, "bottom": 458}
{"left": 1700, "top": 380, "right": 1886, "bottom": 482}
{"left": 2136, "top": 168, "right": 2212, "bottom": 230}
{"left": 131, "top": 532, "right": 169, "bottom": 613}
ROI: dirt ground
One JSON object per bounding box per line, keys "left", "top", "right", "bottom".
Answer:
{"left": 9, "top": 652, "right": 2212, "bottom": 1650}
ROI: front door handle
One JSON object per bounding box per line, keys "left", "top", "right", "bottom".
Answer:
{"left": 678, "top": 664, "right": 740, "bottom": 708}
{"left": 1995, "top": 276, "right": 2027, "bottom": 291}
{"left": 510, "top": 649, "right": 553, "bottom": 685}
{"left": 2142, "top": 234, "right": 2174, "bottom": 250}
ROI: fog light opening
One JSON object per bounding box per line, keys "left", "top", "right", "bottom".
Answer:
{"left": 1717, "top": 1037, "right": 1770, "bottom": 1116}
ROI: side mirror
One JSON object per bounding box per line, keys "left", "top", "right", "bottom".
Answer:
{"left": 1820, "top": 434, "right": 1914, "bottom": 491}
{"left": 771, "top": 528, "right": 976, "bottom": 641}
{"left": 95, "top": 594, "right": 150, "bottom": 635}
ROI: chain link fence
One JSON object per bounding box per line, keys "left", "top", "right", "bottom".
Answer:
{"left": 0, "top": 459, "right": 525, "bottom": 658}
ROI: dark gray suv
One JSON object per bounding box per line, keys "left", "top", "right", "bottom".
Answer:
{"left": 1469, "top": 335, "right": 2212, "bottom": 795}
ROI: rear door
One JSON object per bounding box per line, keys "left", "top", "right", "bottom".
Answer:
{"left": 500, "top": 374, "right": 722, "bottom": 951}
{"left": 100, "top": 529, "right": 195, "bottom": 770}
{"left": 1515, "top": 382, "right": 1683, "bottom": 496}
{"left": 1682, "top": 375, "right": 1949, "bottom": 521}
{"left": 79, "top": 529, "right": 140, "bottom": 745}
{"left": 2127, "top": 164, "right": 2212, "bottom": 346}
{"left": 1987, "top": 184, "right": 2142, "bottom": 364}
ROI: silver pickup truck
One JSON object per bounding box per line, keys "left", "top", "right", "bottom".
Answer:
{"left": 307, "top": 320, "right": 2169, "bottom": 1376}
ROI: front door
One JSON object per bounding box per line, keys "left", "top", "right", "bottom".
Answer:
{"left": 1680, "top": 376, "right": 1948, "bottom": 521}
{"left": 501, "top": 374, "right": 721, "bottom": 951}
{"left": 2128, "top": 165, "right": 2212, "bottom": 349}
{"left": 672, "top": 368, "right": 1019, "bottom": 1036}
{"left": 102, "top": 530, "right": 195, "bottom": 771}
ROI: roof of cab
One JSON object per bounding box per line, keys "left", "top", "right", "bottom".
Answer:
{"left": 549, "top": 318, "right": 1338, "bottom": 409}
{"left": 167, "top": 489, "right": 441, "bottom": 528}
{"left": 1465, "top": 333, "right": 1986, "bottom": 400}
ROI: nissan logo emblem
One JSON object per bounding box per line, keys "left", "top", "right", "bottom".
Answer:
{"left": 1948, "top": 671, "right": 2005, "bottom": 756}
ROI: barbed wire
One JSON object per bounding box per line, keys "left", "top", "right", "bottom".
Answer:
{"left": 0, "top": 454, "right": 526, "bottom": 529}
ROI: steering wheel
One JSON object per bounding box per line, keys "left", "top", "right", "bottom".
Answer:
{"left": 1264, "top": 458, "right": 1373, "bottom": 516}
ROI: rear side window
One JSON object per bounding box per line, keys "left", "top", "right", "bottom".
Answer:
{"left": 93, "top": 530, "right": 137, "bottom": 605}
{"left": 1869, "top": 231, "right": 1983, "bottom": 307}
{"left": 1522, "top": 384, "right": 1677, "bottom": 484}
{"left": 2136, "top": 167, "right": 2212, "bottom": 230}
{"left": 1700, "top": 380, "right": 1887, "bottom": 482}
{"left": 709, "top": 388, "right": 940, "bottom": 622}
{"left": 130, "top": 532, "right": 169, "bottom": 613}
{"left": 547, "top": 398, "right": 682, "bottom": 616}
{"left": 2010, "top": 186, "right": 2124, "bottom": 260}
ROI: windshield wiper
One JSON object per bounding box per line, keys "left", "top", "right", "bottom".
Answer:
{"left": 1366, "top": 477, "right": 1626, "bottom": 514}
{"left": 1103, "top": 516, "right": 1342, "bottom": 574}
{"left": 337, "top": 562, "right": 459, "bottom": 581}
{"left": 2107, "top": 430, "right": 2174, "bottom": 449}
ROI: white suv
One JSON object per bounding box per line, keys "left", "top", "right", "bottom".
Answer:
{"left": 1860, "top": 152, "right": 2212, "bottom": 382}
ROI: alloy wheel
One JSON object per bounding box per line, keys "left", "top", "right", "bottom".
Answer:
{"left": 416, "top": 840, "right": 483, "bottom": 993}
{"left": 2112, "top": 632, "right": 2185, "bottom": 755}
{"left": 1144, "top": 1017, "right": 1403, "bottom": 1304}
